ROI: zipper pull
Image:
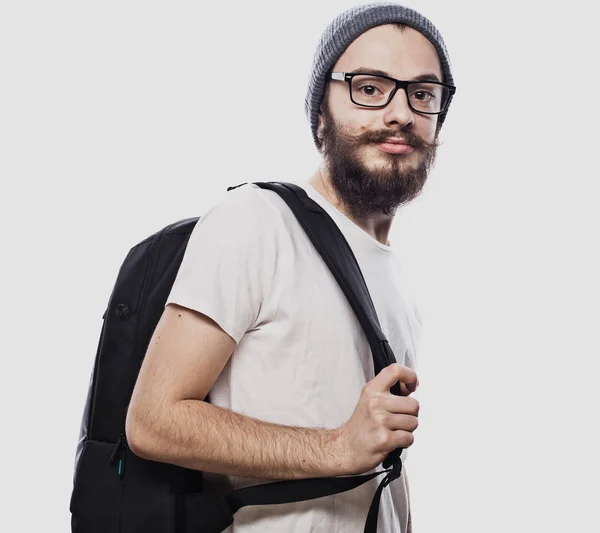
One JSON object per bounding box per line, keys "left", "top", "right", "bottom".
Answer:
{"left": 109, "top": 429, "right": 128, "bottom": 479}
{"left": 118, "top": 430, "right": 128, "bottom": 479}
{"left": 117, "top": 447, "right": 126, "bottom": 479}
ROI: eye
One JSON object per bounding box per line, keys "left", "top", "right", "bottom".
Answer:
{"left": 358, "top": 84, "right": 384, "bottom": 97}
{"left": 410, "top": 90, "right": 435, "bottom": 101}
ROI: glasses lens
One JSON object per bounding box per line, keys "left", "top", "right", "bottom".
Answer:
{"left": 350, "top": 75, "right": 449, "bottom": 113}
{"left": 407, "top": 82, "right": 449, "bottom": 113}
{"left": 351, "top": 75, "right": 395, "bottom": 106}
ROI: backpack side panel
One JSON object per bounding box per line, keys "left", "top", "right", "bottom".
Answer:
{"left": 91, "top": 237, "right": 157, "bottom": 440}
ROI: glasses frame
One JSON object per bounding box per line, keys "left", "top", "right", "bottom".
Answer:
{"left": 330, "top": 71, "right": 456, "bottom": 115}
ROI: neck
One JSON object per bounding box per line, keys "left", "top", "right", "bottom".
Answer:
{"left": 308, "top": 166, "right": 395, "bottom": 247}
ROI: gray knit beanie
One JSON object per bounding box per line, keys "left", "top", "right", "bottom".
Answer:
{"left": 305, "top": 1, "right": 455, "bottom": 149}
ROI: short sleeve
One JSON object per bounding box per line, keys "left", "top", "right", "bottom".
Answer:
{"left": 165, "top": 185, "right": 281, "bottom": 344}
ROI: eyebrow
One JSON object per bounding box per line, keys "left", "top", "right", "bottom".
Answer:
{"left": 348, "top": 67, "right": 442, "bottom": 83}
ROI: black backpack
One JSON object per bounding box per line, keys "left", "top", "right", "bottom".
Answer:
{"left": 70, "top": 182, "right": 404, "bottom": 533}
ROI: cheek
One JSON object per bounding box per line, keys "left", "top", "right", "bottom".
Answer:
{"left": 328, "top": 97, "right": 371, "bottom": 136}
{"left": 337, "top": 114, "right": 376, "bottom": 140}
{"left": 417, "top": 116, "right": 438, "bottom": 141}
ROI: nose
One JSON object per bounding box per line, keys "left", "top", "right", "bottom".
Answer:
{"left": 382, "top": 88, "right": 414, "bottom": 129}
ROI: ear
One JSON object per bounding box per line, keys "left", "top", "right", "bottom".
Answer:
{"left": 316, "top": 106, "right": 326, "bottom": 144}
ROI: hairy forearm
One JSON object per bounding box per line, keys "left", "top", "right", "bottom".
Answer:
{"left": 128, "top": 399, "right": 345, "bottom": 480}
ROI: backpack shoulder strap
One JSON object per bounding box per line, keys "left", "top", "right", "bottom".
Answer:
{"left": 254, "top": 181, "right": 399, "bottom": 383}
{"left": 254, "top": 181, "right": 402, "bottom": 469}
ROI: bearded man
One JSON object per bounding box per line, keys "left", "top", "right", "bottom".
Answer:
{"left": 126, "top": 3, "right": 456, "bottom": 533}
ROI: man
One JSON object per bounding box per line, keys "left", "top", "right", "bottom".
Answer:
{"left": 125, "top": 2, "right": 455, "bottom": 532}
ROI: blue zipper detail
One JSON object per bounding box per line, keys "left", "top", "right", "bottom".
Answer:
{"left": 109, "top": 428, "right": 128, "bottom": 480}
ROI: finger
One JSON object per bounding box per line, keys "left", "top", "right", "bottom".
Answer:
{"left": 400, "top": 376, "right": 419, "bottom": 396}
{"left": 385, "top": 413, "right": 419, "bottom": 432}
{"left": 383, "top": 394, "right": 420, "bottom": 416}
{"left": 367, "top": 363, "right": 418, "bottom": 393}
{"left": 391, "top": 429, "right": 416, "bottom": 449}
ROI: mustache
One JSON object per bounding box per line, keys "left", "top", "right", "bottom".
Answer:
{"left": 359, "top": 129, "right": 440, "bottom": 150}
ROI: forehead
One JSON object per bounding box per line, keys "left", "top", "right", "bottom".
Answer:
{"left": 332, "top": 24, "right": 442, "bottom": 81}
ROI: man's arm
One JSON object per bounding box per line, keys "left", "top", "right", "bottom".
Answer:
{"left": 126, "top": 303, "right": 345, "bottom": 480}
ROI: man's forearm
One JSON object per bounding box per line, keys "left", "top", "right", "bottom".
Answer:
{"left": 127, "top": 399, "right": 345, "bottom": 480}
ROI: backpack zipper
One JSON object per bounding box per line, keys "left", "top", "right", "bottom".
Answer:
{"left": 109, "top": 428, "right": 128, "bottom": 480}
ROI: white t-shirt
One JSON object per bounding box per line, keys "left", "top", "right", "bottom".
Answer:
{"left": 165, "top": 181, "right": 422, "bottom": 533}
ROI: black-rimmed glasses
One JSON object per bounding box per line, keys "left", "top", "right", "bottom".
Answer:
{"left": 331, "top": 72, "right": 456, "bottom": 115}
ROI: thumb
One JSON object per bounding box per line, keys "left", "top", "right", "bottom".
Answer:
{"left": 369, "top": 363, "right": 418, "bottom": 393}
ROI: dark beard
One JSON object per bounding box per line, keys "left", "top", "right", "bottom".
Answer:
{"left": 319, "top": 103, "right": 440, "bottom": 219}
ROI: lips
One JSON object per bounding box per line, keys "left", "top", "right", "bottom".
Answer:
{"left": 377, "top": 142, "right": 414, "bottom": 154}
{"left": 381, "top": 138, "right": 412, "bottom": 146}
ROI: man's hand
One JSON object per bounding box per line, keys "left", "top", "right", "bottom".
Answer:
{"left": 332, "top": 363, "right": 420, "bottom": 475}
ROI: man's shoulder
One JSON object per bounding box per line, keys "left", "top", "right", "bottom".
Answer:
{"left": 191, "top": 183, "right": 296, "bottom": 248}
{"left": 202, "top": 183, "right": 284, "bottom": 226}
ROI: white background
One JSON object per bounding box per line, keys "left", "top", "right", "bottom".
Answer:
{"left": 1, "top": 1, "right": 598, "bottom": 531}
